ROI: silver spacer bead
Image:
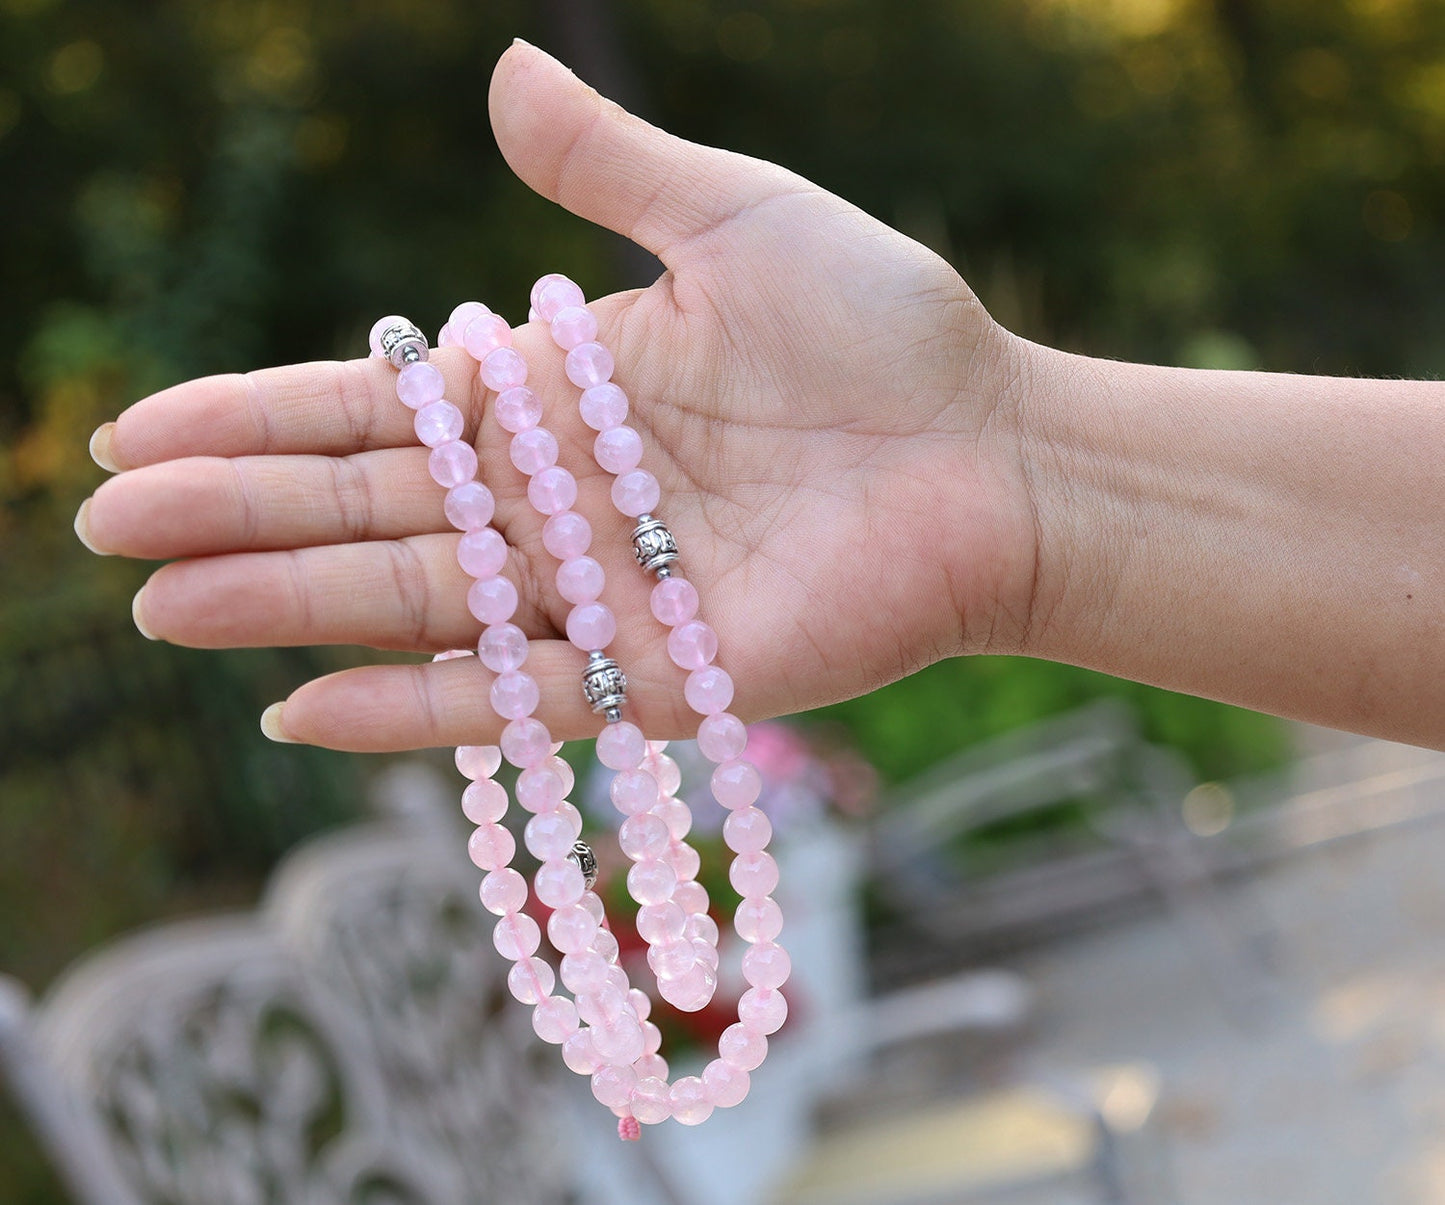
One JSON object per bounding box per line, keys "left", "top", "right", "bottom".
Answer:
{"left": 631, "top": 513, "right": 679, "bottom": 577}
{"left": 377, "top": 318, "right": 429, "bottom": 369}
{"left": 567, "top": 840, "right": 599, "bottom": 890}
{"left": 581, "top": 650, "right": 627, "bottom": 721}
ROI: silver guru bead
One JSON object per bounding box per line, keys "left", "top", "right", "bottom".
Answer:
{"left": 378, "top": 318, "right": 429, "bottom": 368}
{"left": 631, "top": 513, "right": 679, "bottom": 577}
{"left": 581, "top": 651, "right": 627, "bottom": 723}
{"left": 567, "top": 840, "right": 600, "bottom": 890}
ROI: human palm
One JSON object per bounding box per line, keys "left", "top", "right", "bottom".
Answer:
{"left": 80, "top": 42, "right": 1037, "bottom": 750}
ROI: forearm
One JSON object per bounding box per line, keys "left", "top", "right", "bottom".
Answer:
{"left": 1016, "top": 341, "right": 1445, "bottom": 748}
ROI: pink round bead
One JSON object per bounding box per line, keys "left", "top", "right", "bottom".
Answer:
{"left": 449, "top": 300, "right": 489, "bottom": 334}
{"left": 528, "top": 465, "right": 577, "bottom": 515}
{"left": 455, "top": 745, "right": 502, "bottom": 779}
{"left": 535, "top": 276, "right": 585, "bottom": 322}
{"left": 630, "top": 989, "right": 654, "bottom": 1022}
{"left": 565, "top": 342, "right": 614, "bottom": 389}
{"left": 543, "top": 510, "right": 592, "bottom": 559}
{"left": 611, "top": 469, "right": 660, "bottom": 518}
{"left": 414, "top": 400, "right": 463, "bottom": 447}
{"left": 549, "top": 756, "right": 576, "bottom": 797}
{"left": 634, "top": 1053, "right": 669, "bottom": 1082}
{"left": 655, "top": 798, "right": 693, "bottom": 840}
{"left": 660, "top": 964, "right": 716, "bottom": 1013}
{"left": 610, "top": 769, "right": 660, "bottom": 815}
{"left": 396, "top": 361, "right": 446, "bottom": 408}
{"left": 698, "top": 713, "right": 748, "bottom": 762}
{"left": 686, "top": 666, "right": 735, "bottom": 715}
{"left": 478, "top": 622, "right": 528, "bottom": 673}
{"left": 724, "top": 806, "right": 773, "bottom": 854}
{"left": 429, "top": 440, "right": 478, "bottom": 488}
{"left": 461, "top": 779, "right": 508, "bottom": 825}
{"left": 500, "top": 717, "right": 552, "bottom": 768}
{"left": 650, "top": 577, "right": 700, "bottom": 627}
{"left": 730, "top": 850, "right": 780, "bottom": 898}
{"left": 493, "top": 912, "right": 541, "bottom": 960}
{"left": 593, "top": 927, "right": 621, "bottom": 965}
{"left": 550, "top": 305, "right": 598, "bottom": 350}
{"left": 742, "top": 942, "right": 792, "bottom": 989}
{"left": 481, "top": 346, "right": 528, "bottom": 392}
{"left": 437, "top": 324, "right": 454, "bottom": 346}
{"left": 686, "top": 912, "right": 720, "bottom": 946}
{"left": 490, "top": 671, "right": 539, "bottom": 720}
{"left": 566, "top": 602, "right": 617, "bottom": 651}
{"left": 370, "top": 314, "right": 409, "bottom": 358}
{"left": 670, "top": 1077, "right": 714, "bottom": 1126}
{"left": 738, "top": 987, "right": 788, "bottom": 1035}
{"left": 479, "top": 867, "right": 527, "bottom": 915}
{"left": 547, "top": 904, "right": 600, "bottom": 954}
{"left": 594, "top": 426, "right": 643, "bottom": 474}
{"left": 532, "top": 995, "right": 580, "bottom": 1044}
{"left": 445, "top": 481, "right": 495, "bottom": 531}
{"left": 494, "top": 386, "right": 542, "bottom": 433}
{"left": 556, "top": 556, "right": 605, "bottom": 605}
{"left": 627, "top": 859, "right": 679, "bottom": 905}
{"left": 636, "top": 901, "right": 687, "bottom": 944}
{"left": 590, "top": 1019, "right": 646, "bottom": 1065}
{"left": 467, "top": 824, "right": 514, "bottom": 871}
{"left": 561, "top": 950, "right": 611, "bottom": 995}
{"left": 579, "top": 383, "right": 628, "bottom": 431}
{"left": 735, "top": 896, "right": 784, "bottom": 943}
{"left": 510, "top": 427, "right": 558, "bottom": 475}
{"left": 562, "top": 1029, "right": 600, "bottom": 1076}
{"left": 712, "top": 759, "right": 762, "bottom": 809}
{"left": 645, "top": 753, "right": 683, "bottom": 795}
{"left": 649, "top": 940, "right": 698, "bottom": 981}
{"left": 702, "top": 1060, "right": 751, "bottom": 1109}
{"left": 508, "top": 956, "right": 554, "bottom": 1005}
{"left": 596, "top": 721, "right": 646, "bottom": 771}
{"left": 467, "top": 576, "right": 518, "bottom": 625}
{"left": 463, "top": 312, "right": 512, "bottom": 360}
{"left": 718, "top": 1024, "right": 768, "bottom": 1071}
{"left": 630, "top": 1077, "right": 672, "bottom": 1125}
{"left": 535, "top": 859, "right": 586, "bottom": 908}
{"left": 668, "top": 840, "right": 703, "bottom": 882}
{"left": 620, "top": 813, "right": 670, "bottom": 861}
{"left": 591, "top": 1064, "right": 638, "bottom": 1110}
{"left": 457, "top": 527, "right": 507, "bottom": 579}
{"left": 518, "top": 770, "right": 568, "bottom": 818}
{"left": 692, "top": 938, "right": 721, "bottom": 972}
{"left": 524, "top": 812, "right": 576, "bottom": 860}
{"left": 668, "top": 620, "right": 718, "bottom": 671}
{"left": 672, "top": 879, "right": 710, "bottom": 916}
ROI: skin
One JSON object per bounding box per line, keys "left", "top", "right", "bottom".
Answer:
{"left": 76, "top": 41, "right": 1445, "bottom": 753}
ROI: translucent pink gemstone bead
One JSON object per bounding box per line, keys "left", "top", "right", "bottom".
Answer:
{"left": 611, "top": 468, "right": 660, "bottom": 517}
{"left": 565, "top": 341, "right": 615, "bottom": 389}
{"left": 510, "top": 427, "right": 559, "bottom": 475}
{"left": 668, "top": 620, "right": 718, "bottom": 670}
{"left": 445, "top": 481, "right": 495, "bottom": 531}
{"left": 698, "top": 712, "right": 748, "bottom": 762}
{"left": 396, "top": 361, "right": 446, "bottom": 408}
{"left": 547, "top": 904, "right": 600, "bottom": 954}
{"left": 593, "top": 927, "right": 621, "bottom": 965}
{"left": 556, "top": 556, "right": 605, "bottom": 605}
{"left": 493, "top": 912, "right": 541, "bottom": 960}
{"left": 495, "top": 386, "right": 542, "bottom": 432}
{"left": 668, "top": 840, "right": 703, "bottom": 881}
{"left": 579, "top": 383, "right": 628, "bottom": 431}
{"left": 549, "top": 756, "right": 576, "bottom": 797}
{"left": 730, "top": 850, "right": 780, "bottom": 898}
{"left": 735, "top": 896, "right": 784, "bottom": 943}
{"left": 655, "top": 798, "right": 693, "bottom": 840}
{"left": 686, "top": 666, "right": 735, "bottom": 715}
{"left": 535, "top": 276, "right": 585, "bottom": 322}
{"left": 660, "top": 964, "right": 716, "bottom": 1012}
{"left": 562, "top": 1029, "right": 600, "bottom": 1076}
{"left": 457, "top": 527, "right": 507, "bottom": 579}
{"left": 550, "top": 305, "right": 598, "bottom": 349}
{"left": 560, "top": 950, "right": 611, "bottom": 995}
{"left": 610, "top": 769, "right": 660, "bottom": 815}
{"left": 516, "top": 766, "right": 566, "bottom": 814}
{"left": 594, "top": 426, "right": 643, "bottom": 474}
{"left": 414, "top": 400, "right": 463, "bottom": 447}
{"left": 591, "top": 1064, "right": 638, "bottom": 1109}
{"left": 455, "top": 745, "right": 502, "bottom": 779}
{"left": 738, "top": 987, "right": 788, "bottom": 1034}
{"left": 724, "top": 806, "right": 772, "bottom": 854}
{"left": 479, "top": 867, "right": 527, "bottom": 915}
{"left": 670, "top": 1077, "right": 714, "bottom": 1126}
{"left": 620, "top": 813, "right": 670, "bottom": 861}
{"left": 673, "top": 879, "right": 709, "bottom": 916}
{"left": 650, "top": 577, "right": 700, "bottom": 626}
{"left": 462, "top": 779, "right": 508, "bottom": 825}
{"left": 636, "top": 901, "right": 687, "bottom": 944}
{"left": 524, "top": 811, "right": 576, "bottom": 860}
{"left": 467, "top": 824, "right": 515, "bottom": 870}
{"left": 692, "top": 939, "right": 721, "bottom": 972}
{"left": 630, "top": 1077, "right": 672, "bottom": 1125}
{"left": 712, "top": 758, "right": 762, "bottom": 809}
{"left": 437, "top": 324, "right": 454, "bottom": 346}
{"left": 508, "top": 956, "right": 554, "bottom": 1005}
{"left": 703, "top": 1060, "right": 751, "bottom": 1109}
{"left": 627, "top": 859, "right": 678, "bottom": 905}
{"left": 429, "top": 440, "right": 478, "bottom": 488}
{"left": 635, "top": 1053, "right": 669, "bottom": 1083}
{"left": 595, "top": 721, "right": 646, "bottom": 771}
{"left": 591, "top": 1019, "right": 646, "bottom": 1064}
{"left": 686, "top": 911, "right": 720, "bottom": 946}
{"left": 478, "top": 622, "right": 528, "bottom": 673}
{"left": 490, "top": 671, "right": 539, "bottom": 720}
{"left": 481, "top": 346, "right": 528, "bottom": 392}
{"left": 641, "top": 1019, "right": 662, "bottom": 1053}
{"left": 649, "top": 940, "right": 697, "bottom": 982}
{"left": 467, "top": 576, "right": 518, "bottom": 625}
{"left": 718, "top": 1023, "right": 768, "bottom": 1071}
{"left": 500, "top": 717, "right": 552, "bottom": 768}
{"left": 566, "top": 602, "right": 617, "bottom": 651}
{"left": 463, "top": 312, "right": 512, "bottom": 359}
{"left": 630, "top": 989, "right": 653, "bottom": 1022}
{"left": 528, "top": 465, "right": 577, "bottom": 515}
{"left": 543, "top": 510, "right": 592, "bottom": 559}
{"left": 742, "top": 942, "right": 792, "bottom": 989}
{"left": 532, "top": 996, "right": 580, "bottom": 1044}
{"left": 645, "top": 753, "right": 683, "bottom": 795}
{"left": 535, "top": 859, "right": 586, "bottom": 908}
{"left": 370, "top": 314, "right": 408, "bottom": 358}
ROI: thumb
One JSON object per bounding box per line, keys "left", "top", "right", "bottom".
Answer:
{"left": 489, "top": 40, "right": 797, "bottom": 262}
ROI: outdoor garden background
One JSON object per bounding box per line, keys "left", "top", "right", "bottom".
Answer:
{"left": 4, "top": 0, "right": 1444, "bottom": 1197}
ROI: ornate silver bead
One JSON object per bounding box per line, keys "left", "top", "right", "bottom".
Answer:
{"left": 581, "top": 651, "right": 627, "bottom": 722}
{"left": 631, "top": 513, "right": 678, "bottom": 576}
{"left": 377, "top": 318, "right": 429, "bottom": 368}
{"left": 567, "top": 841, "right": 599, "bottom": 890}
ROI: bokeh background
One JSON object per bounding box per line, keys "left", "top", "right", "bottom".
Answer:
{"left": 4, "top": 0, "right": 1445, "bottom": 1197}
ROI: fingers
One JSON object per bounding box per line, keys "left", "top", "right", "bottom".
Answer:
{"left": 489, "top": 41, "right": 804, "bottom": 261}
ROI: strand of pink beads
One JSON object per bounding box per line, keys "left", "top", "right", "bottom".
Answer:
{"left": 368, "top": 289, "right": 789, "bottom": 1140}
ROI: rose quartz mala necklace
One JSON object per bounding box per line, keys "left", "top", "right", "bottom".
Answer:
{"left": 368, "top": 275, "right": 789, "bottom": 1139}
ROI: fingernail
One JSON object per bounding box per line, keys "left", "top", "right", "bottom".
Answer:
{"left": 89, "top": 423, "right": 120, "bottom": 472}
{"left": 260, "top": 702, "right": 300, "bottom": 744}
{"left": 131, "top": 586, "right": 159, "bottom": 640}
{"left": 512, "top": 36, "right": 531, "bottom": 47}
{"left": 73, "top": 498, "right": 110, "bottom": 554}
